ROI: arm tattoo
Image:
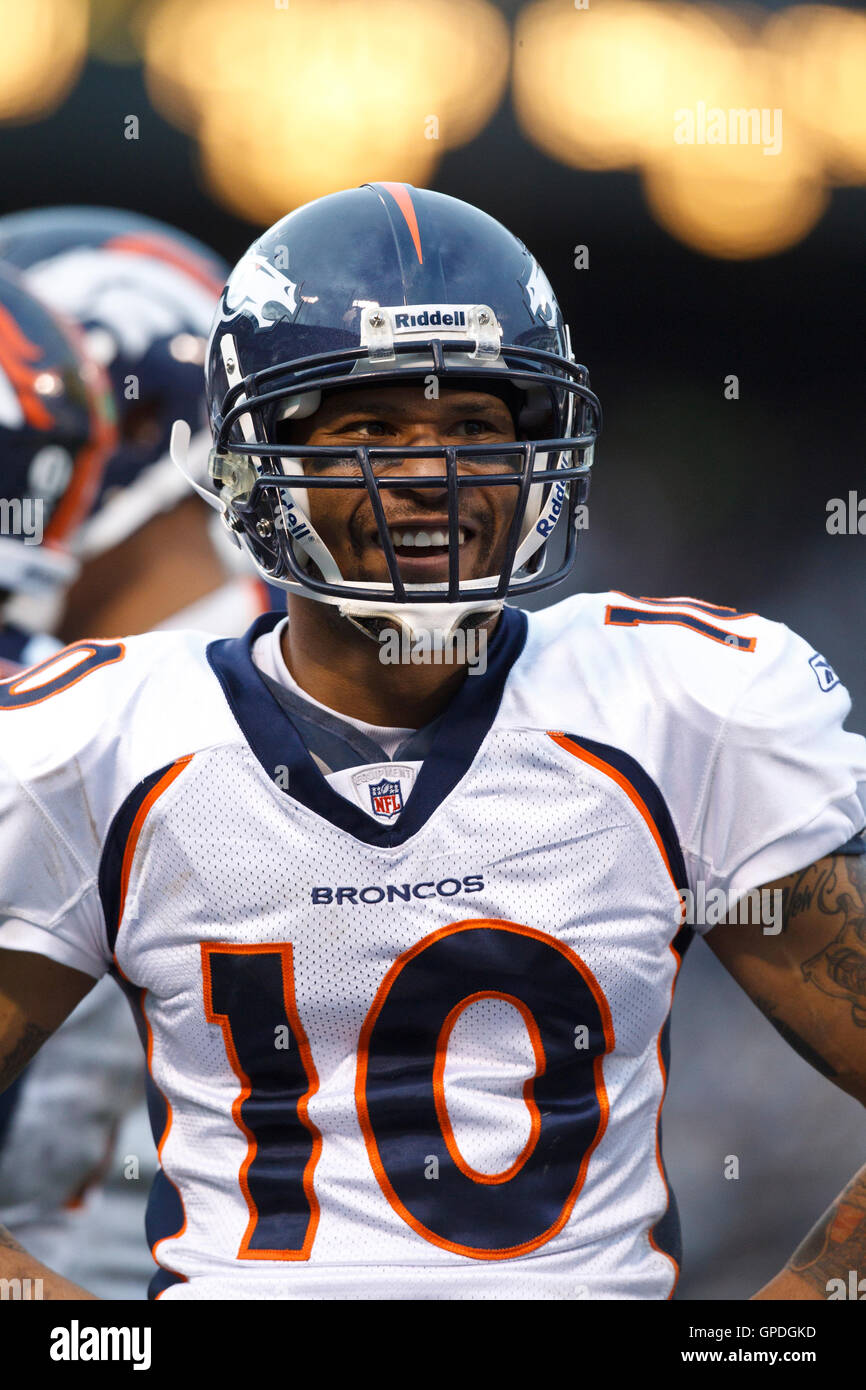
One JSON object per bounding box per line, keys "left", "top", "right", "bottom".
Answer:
{"left": 0, "top": 1021, "right": 50, "bottom": 1093}
{"left": 780, "top": 854, "right": 866, "bottom": 1028}
{"left": 786, "top": 1162, "right": 866, "bottom": 1297}
{"left": 752, "top": 994, "right": 838, "bottom": 1080}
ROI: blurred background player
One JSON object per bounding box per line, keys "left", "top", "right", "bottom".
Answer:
{"left": 0, "top": 206, "right": 272, "bottom": 641}
{"left": 0, "top": 260, "right": 139, "bottom": 1283}
{"left": 0, "top": 263, "right": 114, "bottom": 670}
{"left": 0, "top": 209, "right": 274, "bottom": 1297}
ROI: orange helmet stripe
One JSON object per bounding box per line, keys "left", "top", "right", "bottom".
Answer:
{"left": 379, "top": 182, "right": 424, "bottom": 265}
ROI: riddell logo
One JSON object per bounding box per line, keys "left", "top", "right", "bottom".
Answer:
{"left": 274, "top": 506, "right": 311, "bottom": 542}
{"left": 536, "top": 478, "right": 567, "bottom": 538}
{"left": 393, "top": 309, "right": 466, "bottom": 330}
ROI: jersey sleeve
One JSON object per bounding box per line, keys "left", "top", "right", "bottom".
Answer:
{"left": 0, "top": 630, "right": 219, "bottom": 980}
{"left": 686, "top": 624, "right": 866, "bottom": 920}
{"left": 0, "top": 754, "right": 110, "bottom": 978}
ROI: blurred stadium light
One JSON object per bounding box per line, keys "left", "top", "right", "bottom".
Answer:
{"left": 0, "top": 0, "right": 89, "bottom": 122}
{"left": 513, "top": 1, "right": 749, "bottom": 170}
{"left": 641, "top": 124, "right": 828, "bottom": 259}
{"left": 0, "top": 0, "right": 863, "bottom": 259}
{"left": 513, "top": 0, "right": 866, "bottom": 258}
{"left": 140, "top": 0, "right": 510, "bottom": 220}
{"left": 767, "top": 4, "right": 866, "bottom": 182}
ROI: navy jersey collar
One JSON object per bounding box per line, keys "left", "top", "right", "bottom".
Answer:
{"left": 207, "top": 607, "right": 528, "bottom": 846}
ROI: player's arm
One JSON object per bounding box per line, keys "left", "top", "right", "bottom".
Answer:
{"left": 0, "top": 947, "right": 100, "bottom": 1298}
{"left": 751, "top": 1158, "right": 866, "bottom": 1299}
{"left": 0, "top": 1222, "right": 99, "bottom": 1300}
{"left": 704, "top": 848, "right": 866, "bottom": 1106}
{"left": 0, "top": 948, "right": 95, "bottom": 1092}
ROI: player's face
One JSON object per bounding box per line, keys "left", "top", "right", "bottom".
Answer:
{"left": 277, "top": 385, "right": 520, "bottom": 586}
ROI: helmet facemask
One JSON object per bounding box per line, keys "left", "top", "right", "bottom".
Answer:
{"left": 204, "top": 317, "right": 599, "bottom": 642}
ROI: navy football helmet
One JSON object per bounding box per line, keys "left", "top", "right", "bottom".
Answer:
{"left": 0, "top": 264, "right": 115, "bottom": 600}
{"left": 196, "top": 183, "right": 601, "bottom": 640}
{"left": 0, "top": 207, "right": 228, "bottom": 557}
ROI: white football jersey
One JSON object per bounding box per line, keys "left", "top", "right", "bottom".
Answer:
{"left": 0, "top": 592, "right": 863, "bottom": 1300}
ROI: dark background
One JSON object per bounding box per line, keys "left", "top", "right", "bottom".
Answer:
{"left": 2, "top": 1, "right": 863, "bottom": 1299}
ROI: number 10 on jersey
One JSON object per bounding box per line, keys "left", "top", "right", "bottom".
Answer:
{"left": 201, "top": 920, "right": 614, "bottom": 1261}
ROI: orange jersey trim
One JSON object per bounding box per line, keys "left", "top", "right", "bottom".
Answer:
{"left": 117, "top": 756, "right": 193, "bottom": 927}
{"left": 143, "top": 981, "right": 189, "bottom": 1276}
{"left": 549, "top": 733, "right": 685, "bottom": 915}
{"left": 111, "top": 755, "right": 195, "bottom": 1293}
{"left": 550, "top": 732, "right": 685, "bottom": 1294}
{"left": 647, "top": 937, "right": 685, "bottom": 1298}
{"left": 109, "top": 953, "right": 189, "bottom": 1292}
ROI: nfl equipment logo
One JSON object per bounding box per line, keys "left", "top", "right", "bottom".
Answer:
{"left": 370, "top": 778, "right": 403, "bottom": 818}
{"left": 809, "top": 652, "right": 840, "bottom": 692}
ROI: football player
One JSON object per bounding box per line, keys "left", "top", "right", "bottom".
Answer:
{"left": 0, "top": 184, "right": 864, "bottom": 1300}
{"left": 0, "top": 262, "right": 144, "bottom": 1279}
{"left": 0, "top": 206, "right": 270, "bottom": 640}
{"left": 0, "top": 263, "right": 114, "bottom": 670}
{"left": 0, "top": 211, "right": 275, "bottom": 1298}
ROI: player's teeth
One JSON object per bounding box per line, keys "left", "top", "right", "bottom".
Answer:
{"left": 388, "top": 527, "right": 468, "bottom": 547}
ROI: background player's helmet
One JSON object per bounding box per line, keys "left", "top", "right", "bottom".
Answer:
{"left": 0, "top": 207, "right": 228, "bottom": 557}
{"left": 0, "top": 264, "right": 115, "bottom": 598}
{"left": 202, "top": 183, "right": 601, "bottom": 640}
